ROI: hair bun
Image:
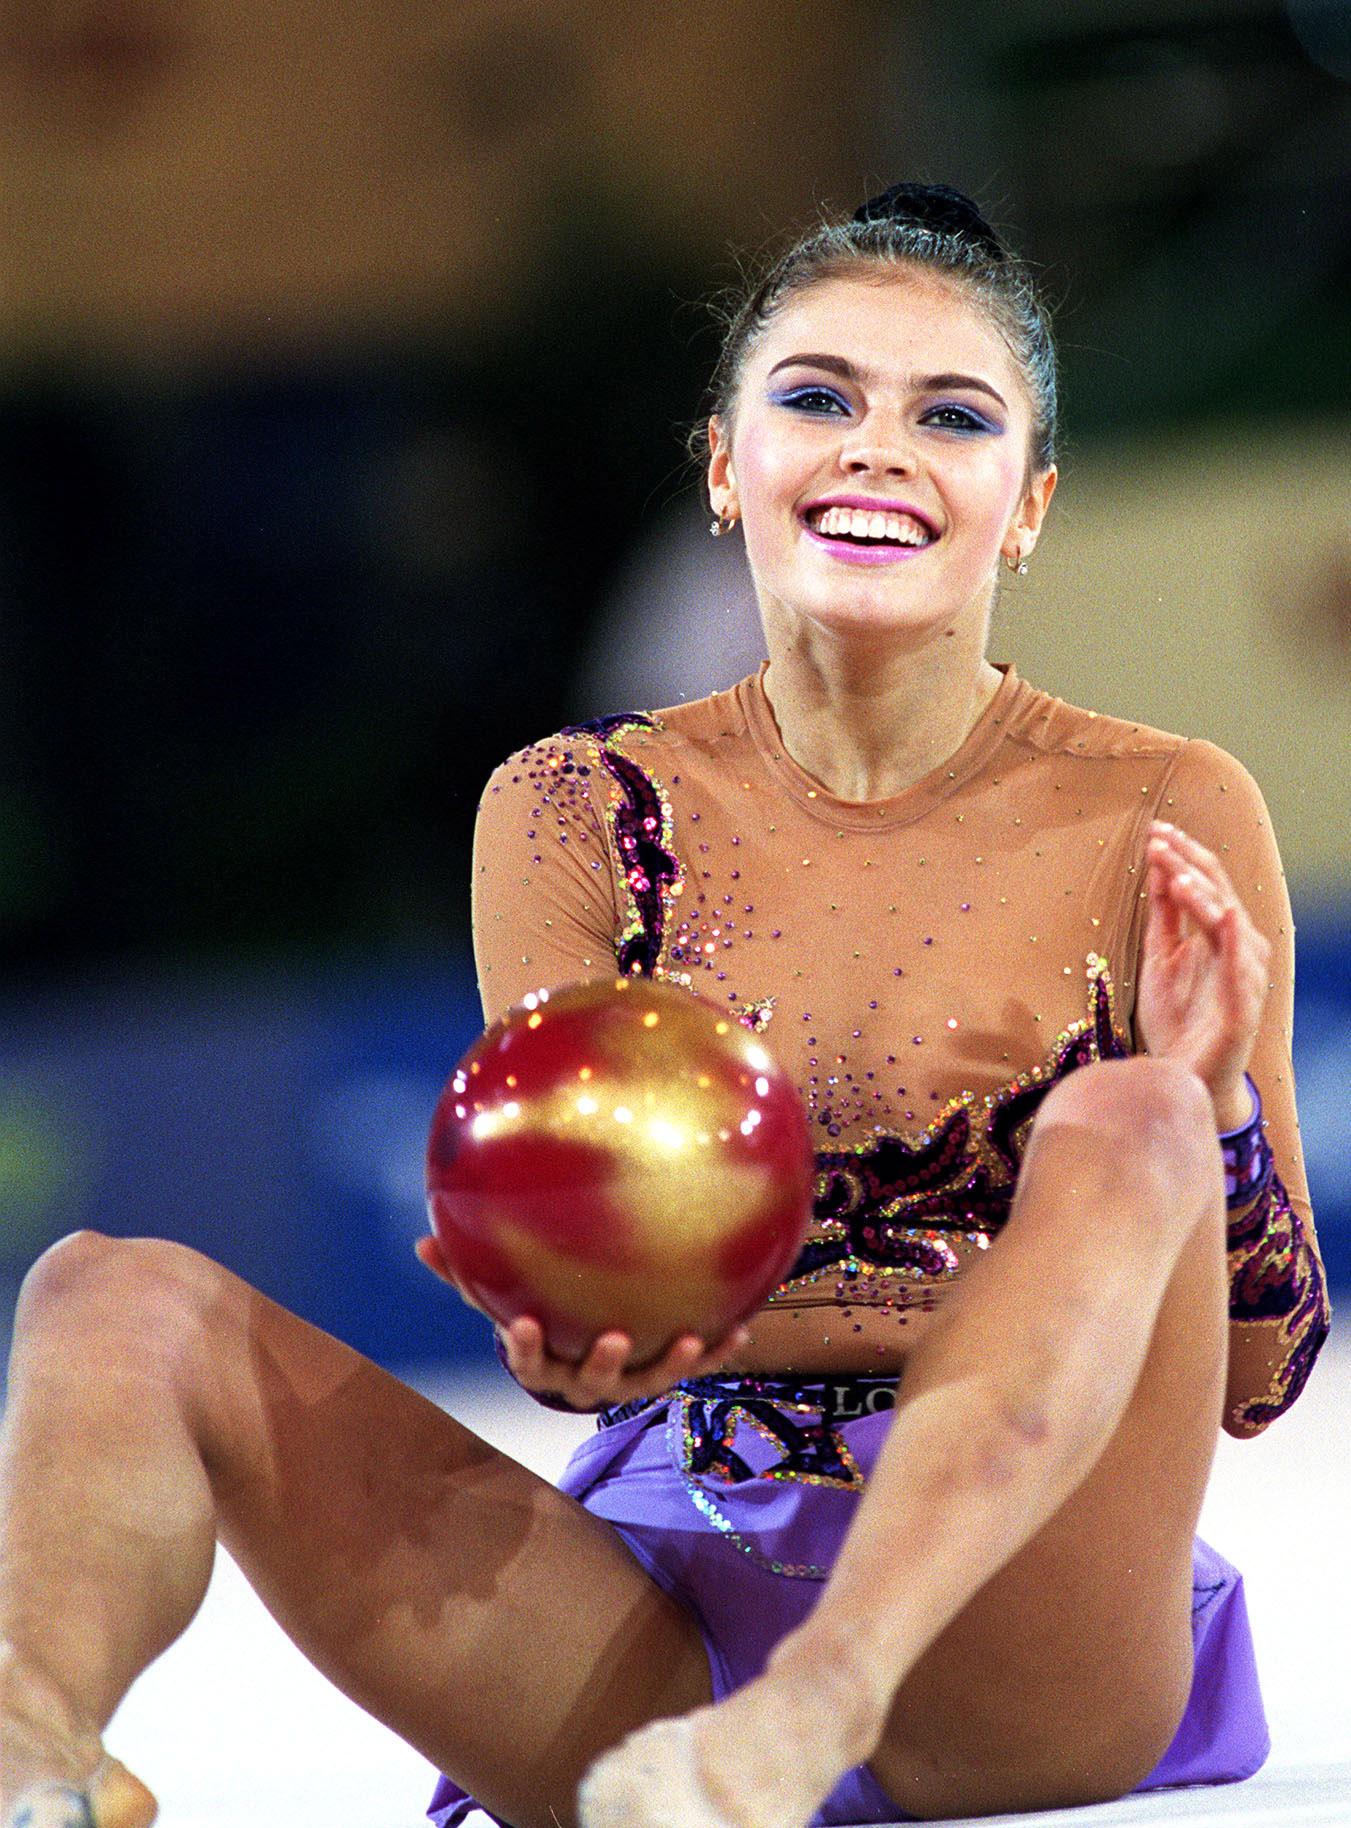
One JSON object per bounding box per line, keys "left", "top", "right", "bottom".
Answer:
{"left": 852, "top": 182, "right": 1006, "bottom": 260}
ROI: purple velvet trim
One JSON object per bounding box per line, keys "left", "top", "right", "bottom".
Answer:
{"left": 1220, "top": 1074, "right": 1273, "bottom": 1209}
{"left": 1221, "top": 1078, "right": 1331, "bottom": 1428}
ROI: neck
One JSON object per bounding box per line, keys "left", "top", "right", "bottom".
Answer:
{"left": 760, "top": 616, "right": 1003, "bottom": 803}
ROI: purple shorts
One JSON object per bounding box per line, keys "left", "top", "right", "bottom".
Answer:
{"left": 430, "top": 1378, "right": 1269, "bottom": 1827}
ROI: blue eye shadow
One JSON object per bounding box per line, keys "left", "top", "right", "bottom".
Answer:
{"left": 923, "top": 402, "right": 1002, "bottom": 434}
{"left": 769, "top": 386, "right": 849, "bottom": 414}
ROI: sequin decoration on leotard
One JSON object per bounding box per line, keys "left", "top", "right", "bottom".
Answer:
{"left": 668, "top": 1376, "right": 882, "bottom": 1578}
{"left": 771, "top": 953, "right": 1130, "bottom": 1306}
{"left": 592, "top": 1375, "right": 896, "bottom": 1578}
{"left": 1226, "top": 1180, "right": 1330, "bottom": 1433}
{"left": 560, "top": 713, "right": 685, "bottom": 979}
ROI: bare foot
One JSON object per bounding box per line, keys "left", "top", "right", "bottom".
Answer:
{"left": 4, "top": 1760, "right": 156, "bottom": 1828}
{"left": 578, "top": 1645, "right": 882, "bottom": 1828}
{"left": 577, "top": 1715, "right": 735, "bottom": 1828}
{"left": 693, "top": 1672, "right": 868, "bottom": 1828}
{"left": 0, "top": 1654, "right": 155, "bottom": 1828}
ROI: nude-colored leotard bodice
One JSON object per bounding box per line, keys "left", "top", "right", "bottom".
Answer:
{"left": 471, "top": 662, "right": 1329, "bottom": 1433}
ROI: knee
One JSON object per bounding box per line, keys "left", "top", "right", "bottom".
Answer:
{"left": 1033, "top": 1058, "right": 1221, "bottom": 1208}
{"left": 1038, "top": 1677, "right": 1192, "bottom": 1814}
{"left": 17, "top": 1230, "right": 219, "bottom": 1359}
{"left": 19, "top": 1228, "right": 115, "bottom": 1316}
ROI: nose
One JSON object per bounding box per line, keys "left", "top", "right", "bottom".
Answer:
{"left": 838, "top": 411, "right": 917, "bottom": 478}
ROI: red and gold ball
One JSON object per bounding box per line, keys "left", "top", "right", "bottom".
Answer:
{"left": 426, "top": 976, "right": 814, "bottom": 1365}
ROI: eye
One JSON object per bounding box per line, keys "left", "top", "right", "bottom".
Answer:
{"left": 772, "top": 385, "right": 850, "bottom": 416}
{"left": 922, "top": 402, "right": 1000, "bottom": 434}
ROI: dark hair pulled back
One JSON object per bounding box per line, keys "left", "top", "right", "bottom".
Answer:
{"left": 700, "top": 182, "right": 1058, "bottom": 477}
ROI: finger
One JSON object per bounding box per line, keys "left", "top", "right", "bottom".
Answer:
{"left": 579, "top": 1330, "right": 635, "bottom": 1384}
{"left": 1145, "top": 848, "right": 1186, "bottom": 952}
{"left": 1155, "top": 821, "right": 1231, "bottom": 893}
{"left": 1220, "top": 906, "right": 1271, "bottom": 1026}
{"left": 1218, "top": 908, "right": 1248, "bottom": 1015}
{"left": 414, "top": 1234, "right": 446, "bottom": 1276}
{"left": 14, "top": 1762, "right": 161, "bottom": 1828}
{"left": 625, "top": 1332, "right": 703, "bottom": 1390}
{"left": 1153, "top": 822, "right": 1239, "bottom": 907}
{"left": 415, "top": 1233, "right": 464, "bottom": 1293}
{"left": 1172, "top": 856, "right": 1271, "bottom": 974}
{"left": 1168, "top": 863, "right": 1226, "bottom": 931}
{"left": 662, "top": 1332, "right": 715, "bottom": 1377}
{"left": 414, "top": 1236, "right": 489, "bottom": 1312}
{"left": 502, "top": 1314, "right": 545, "bottom": 1374}
{"left": 1163, "top": 837, "right": 1274, "bottom": 978}
{"left": 1173, "top": 831, "right": 1269, "bottom": 968}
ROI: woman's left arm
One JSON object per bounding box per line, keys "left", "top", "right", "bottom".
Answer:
{"left": 1135, "top": 738, "right": 1331, "bottom": 1439}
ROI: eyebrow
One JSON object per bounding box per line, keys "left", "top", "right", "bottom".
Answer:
{"left": 766, "top": 353, "right": 1009, "bottom": 413}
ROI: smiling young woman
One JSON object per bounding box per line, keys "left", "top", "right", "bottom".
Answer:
{"left": 705, "top": 267, "right": 1055, "bottom": 807}
{"left": 0, "top": 185, "right": 1330, "bottom": 1828}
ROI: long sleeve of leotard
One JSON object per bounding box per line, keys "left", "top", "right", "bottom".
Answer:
{"left": 470, "top": 731, "right": 631, "bottom": 1409}
{"left": 471, "top": 730, "right": 624, "bottom": 1026}
{"left": 1132, "top": 738, "right": 1329, "bottom": 1438}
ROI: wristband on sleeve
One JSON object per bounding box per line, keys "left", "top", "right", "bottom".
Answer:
{"left": 1219, "top": 1073, "right": 1273, "bottom": 1210}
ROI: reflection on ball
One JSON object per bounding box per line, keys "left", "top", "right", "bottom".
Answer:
{"left": 426, "top": 976, "right": 814, "bottom": 1365}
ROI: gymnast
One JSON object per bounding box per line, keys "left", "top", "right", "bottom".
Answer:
{"left": 0, "top": 184, "right": 1329, "bottom": 1828}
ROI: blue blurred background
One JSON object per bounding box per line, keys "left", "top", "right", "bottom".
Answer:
{"left": 2, "top": 0, "right": 1348, "bottom": 1375}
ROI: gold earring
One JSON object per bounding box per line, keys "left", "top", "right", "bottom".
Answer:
{"left": 710, "top": 511, "right": 737, "bottom": 538}
{"left": 1005, "top": 550, "right": 1029, "bottom": 575}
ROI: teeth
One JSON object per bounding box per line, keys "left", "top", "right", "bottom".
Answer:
{"left": 811, "top": 505, "right": 930, "bottom": 545}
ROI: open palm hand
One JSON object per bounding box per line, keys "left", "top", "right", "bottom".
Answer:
{"left": 1134, "top": 821, "right": 1271, "bottom": 1122}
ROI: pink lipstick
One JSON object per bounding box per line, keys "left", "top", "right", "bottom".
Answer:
{"left": 800, "top": 526, "right": 930, "bottom": 565}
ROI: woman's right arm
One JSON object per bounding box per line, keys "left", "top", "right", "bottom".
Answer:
{"left": 450, "top": 734, "right": 751, "bottom": 1410}
{"left": 470, "top": 734, "right": 623, "bottom": 1024}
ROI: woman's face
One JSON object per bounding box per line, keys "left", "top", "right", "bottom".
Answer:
{"left": 708, "top": 270, "right": 1056, "bottom": 647}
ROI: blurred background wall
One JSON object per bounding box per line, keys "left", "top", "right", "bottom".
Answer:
{"left": 2, "top": 0, "right": 1348, "bottom": 1371}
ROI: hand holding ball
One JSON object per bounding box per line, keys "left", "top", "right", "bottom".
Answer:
{"left": 425, "top": 977, "right": 813, "bottom": 1366}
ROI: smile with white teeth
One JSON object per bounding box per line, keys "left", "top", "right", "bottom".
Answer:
{"left": 808, "top": 505, "right": 933, "bottom": 546}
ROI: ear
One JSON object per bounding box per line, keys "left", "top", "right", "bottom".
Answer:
{"left": 1003, "top": 466, "right": 1057, "bottom": 568}
{"left": 707, "top": 416, "right": 739, "bottom": 523}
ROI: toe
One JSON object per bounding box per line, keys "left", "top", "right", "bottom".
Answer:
{"left": 89, "top": 1763, "right": 156, "bottom": 1828}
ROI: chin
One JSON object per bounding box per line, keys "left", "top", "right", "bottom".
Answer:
{"left": 790, "top": 576, "right": 955, "bottom": 638}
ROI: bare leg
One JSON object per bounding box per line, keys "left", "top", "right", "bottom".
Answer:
{"left": 582, "top": 1056, "right": 1228, "bottom": 1826}
{"left": 0, "top": 1231, "right": 713, "bottom": 1828}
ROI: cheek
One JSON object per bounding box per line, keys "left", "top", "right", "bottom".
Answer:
{"left": 732, "top": 418, "right": 802, "bottom": 508}
{"left": 949, "top": 446, "right": 1028, "bottom": 533}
